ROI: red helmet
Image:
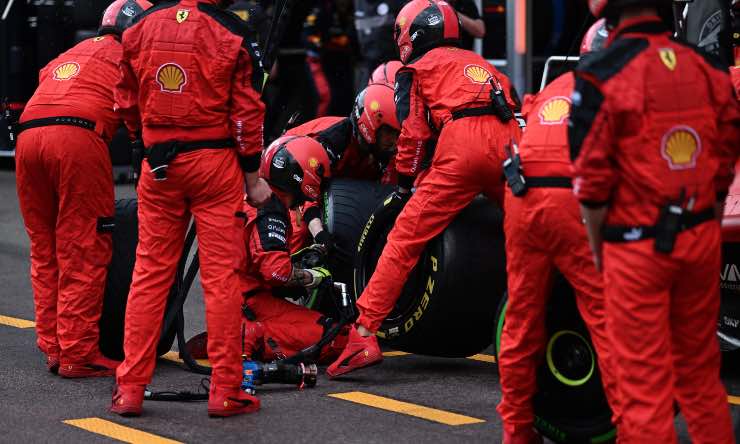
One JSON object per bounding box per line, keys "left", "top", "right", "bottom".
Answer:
{"left": 368, "top": 61, "right": 403, "bottom": 87}
{"left": 394, "top": 0, "right": 461, "bottom": 64}
{"left": 260, "top": 136, "right": 331, "bottom": 205}
{"left": 588, "top": 0, "right": 667, "bottom": 19}
{"left": 99, "top": 0, "right": 152, "bottom": 36}
{"left": 580, "top": 18, "right": 608, "bottom": 55}
{"left": 350, "top": 83, "right": 400, "bottom": 161}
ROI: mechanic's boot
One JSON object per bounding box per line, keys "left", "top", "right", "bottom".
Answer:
{"left": 110, "top": 385, "right": 145, "bottom": 417}
{"left": 326, "top": 326, "right": 382, "bottom": 378}
{"left": 502, "top": 427, "right": 542, "bottom": 444}
{"left": 207, "top": 385, "right": 261, "bottom": 417}
{"left": 59, "top": 353, "right": 120, "bottom": 378}
{"left": 46, "top": 353, "right": 60, "bottom": 374}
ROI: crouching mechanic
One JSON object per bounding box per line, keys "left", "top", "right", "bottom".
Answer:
{"left": 496, "top": 19, "right": 620, "bottom": 443}
{"left": 328, "top": 0, "right": 521, "bottom": 377}
{"left": 239, "top": 136, "right": 350, "bottom": 363}
{"left": 111, "top": 0, "right": 271, "bottom": 418}
{"left": 14, "top": 0, "right": 151, "bottom": 378}
{"left": 572, "top": 0, "right": 740, "bottom": 441}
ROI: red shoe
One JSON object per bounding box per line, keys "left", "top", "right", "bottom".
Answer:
{"left": 46, "top": 354, "right": 60, "bottom": 374}
{"left": 110, "top": 385, "right": 144, "bottom": 417}
{"left": 207, "top": 385, "right": 261, "bottom": 417}
{"left": 59, "top": 353, "right": 120, "bottom": 378}
{"left": 502, "top": 427, "right": 542, "bottom": 444}
{"left": 326, "top": 326, "right": 382, "bottom": 378}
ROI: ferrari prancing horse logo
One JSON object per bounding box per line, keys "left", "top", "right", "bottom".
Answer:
{"left": 659, "top": 48, "right": 677, "bottom": 71}
{"left": 176, "top": 9, "right": 189, "bottom": 23}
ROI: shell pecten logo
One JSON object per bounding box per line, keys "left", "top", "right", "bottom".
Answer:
{"left": 53, "top": 62, "right": 80, "bottom": 81}
{"left": 464, "top": 64, "right": 491, "bottom": 84}
{"left": 661, "top": 125, "right": 701, "bottom": 170}
{"left": 538, "top": 96, "right": 571, "bottom": 125}
{"left": 156, "top": 63, "right": 187, "bottom": 93}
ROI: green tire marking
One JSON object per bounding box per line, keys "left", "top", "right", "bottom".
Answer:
{"left": 546, "top": 330, "right": 595, "bottom": 387}
{"left": 495, "top": 299, "right": 507, "bottom": 357}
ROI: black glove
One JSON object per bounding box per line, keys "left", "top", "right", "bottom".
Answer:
{"left": 313, "top": 230, "right": 333, "bottom": 252}
{"left": 130, "top": 139, "right": 144, "bottom": 184}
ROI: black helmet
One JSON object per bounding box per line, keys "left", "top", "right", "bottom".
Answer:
{"left": 394, "top": 0, "right": 461, "bottom": 63}
{"left": 98, "top": 0, "right": 152, "bottom": 37}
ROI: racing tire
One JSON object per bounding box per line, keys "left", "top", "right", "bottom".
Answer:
{"left": 493, "top": 276, "right": 615, "bottom": 444}
{"left": 323, "top": 179, "right": 394, "bottom": 293}
{"left": 98, "top": 198, "right": 177, "bottom": 360}
{"left": 353, "top": 194, "right": 507, "bottom": 357}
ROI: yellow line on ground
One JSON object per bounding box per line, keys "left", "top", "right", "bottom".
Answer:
{"left": 382, "top": 351, "right": 411, "bottom": 357}
{"left": 728, "top": 395, "right": 740, "bottom": 405}
{"left": 328, "top": 391, "right": 485, "bottom": 426}
{"left": 467, "top": 354, "right": 496, "bottom": 363}
{"left": 160, "top": 351, "right": 210, "bottom": 367}
{"left": 0, "top": 314, "right": 35, "bottom": 329}
{"left": 63, "top": 418, "right": 183, "bottom": 444}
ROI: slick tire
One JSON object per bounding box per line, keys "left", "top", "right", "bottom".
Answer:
{"left": 323, "top": 179, "right": 395, "bottom": 292}
{"left": 98, "top": 198, "right": 177, "bottom": 360}
{"left": 493, "top": 276, "right": 615, "bottom": 444}
{"left": 354, "top": 194, "right": 507, "bottom": 357}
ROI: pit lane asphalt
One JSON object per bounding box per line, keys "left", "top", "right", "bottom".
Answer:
{"left": 0, "top": 167, "right": 738, "bottom": 443}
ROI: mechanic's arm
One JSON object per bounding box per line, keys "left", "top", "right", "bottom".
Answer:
{"left": 395, "top": 69, "right": 434, "bottom": 194}
{"left": 569, "top": 75, "right": 616, "bottom": 272}
{"left": 114, "top": 48, "right": 142, "bottom": 139}
{"left": 711, "top": 79, "right": 740, "bottom": 221}
{"left": 230, "top": 40, "right": 271, "bottom": 207}
{"left": 457, "top": 11, "right": 485, "bottom": 38}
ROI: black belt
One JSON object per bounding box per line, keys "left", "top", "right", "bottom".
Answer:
{"left": 526, "top": 176, "right": 572, "bottom": 189}
{"left": 17, "top": 116, "right": 96, "bottom": 134}
{"left": 145, "top": 138, "right": 235, "bottom": 180}
{"left": 603, "top": 207, "right": 715, "bottom": 243}
{"left": 451, "top": 106, "right": 497, "bottom": 120}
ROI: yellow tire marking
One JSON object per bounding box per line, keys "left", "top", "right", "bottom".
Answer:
{"left": 467, "top": 353, "right": 496, "bottom": 363}
{"left": 728, "top": 395, "right": 740, "bottom": 405}
{"left": 328, "top": 391, "right": 485, "bottom": 426}
{"left": 160, "top": 351, "right": 210, "bottom": 367}
{"left": 63, "top": 418, "right": 183, "bottom": 444}
{"left": 0, "top": 314, "right": 35, "bottom": 328}
{"left": 382, "top": 351, "right": 411, "bottom": 357}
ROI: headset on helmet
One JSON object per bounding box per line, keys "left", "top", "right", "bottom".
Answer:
{"left": 99, "top": 0, "right": 152, "bottom": 36}
{"left": 394, "top": 0, "right": 461, "bottom": 64}
{"left": 350, "top": 84, "right": 400, "bottom": 165}
{"left": 260, "top": 136, "right": 331, "bottom": 207}
{"left": 368, "top": 61, "right": 403, "bottom": 87}
{"left": 580, "top": 18, "right": 609, "bottom": 55}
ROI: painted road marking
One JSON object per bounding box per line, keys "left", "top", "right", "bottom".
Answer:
{"left": 0, "top": 314, "right": 35, "bottom": 328}
{"left": 382, "top": 351, "right": 411, "bottom": 357}
{"left": 160, "top": 351, "right": 210, "bottom": 367}
{"left": 63, "top": 418, "right": 183, "bottom": 444}
{"left": 328, "top": 391, "right": 485, "bottom": 426}
{"left": 468, "top": 354, "right": 496, "bottom": 363}
{"left": 729, "top": 396, "right": 740, "bottom": 405}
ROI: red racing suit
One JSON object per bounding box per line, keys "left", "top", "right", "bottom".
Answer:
{"left": 114, "top": 0, "right": 264, "bottom": 392}
{"left": 356, "top": 46, "right": 521, "bottom": 333}
{"left": 239, "top": 198, "right": 348, "bottom": 363}
{"left": 570, "top": 17, "right": 740, "bottom": 443}
{"left": 497, "top": 72, "right": 621, "bottom": 436}
{"left": 15, "top": 34, "right": 121, "bottom": 366}
{"left": 286, "top": 116, "right": 397, "bottom": 183}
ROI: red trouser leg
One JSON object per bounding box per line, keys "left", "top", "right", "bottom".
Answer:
{"left": 15, "top": 129, "right": 60, "bottom": 358}
{"left": 16, "top": 127, "right": 113, "bottom": 364}
{"left": 116, "top": 159, "right": 189, "bottom": 387}
{"left": 55, "top": 129, "right": 114, "bottom": 365}
{"left": 356, "top": 119, "right": 506, "bottom": 332}
{"left": 190, "top": 150, "right": 245, "bottom": 389}
{"left": 245, "top": 292, "right": 327, "bottom": 360}
{"left": 548, "top": 192, "right": 621, "bottom": 423}
{"left": 497, "top": 188, "right": 554, "bottom": 435}
{"left": 603, "top": 222, "right": 733, "bottom": 443}
{"left": 668, "top": 224, "right": 733, "bottom": 444}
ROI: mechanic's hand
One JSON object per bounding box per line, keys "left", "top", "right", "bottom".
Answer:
{"left": 246, "top": 175, "right": 272, "bottom": 208}
{"left": 305, "top": 267, "right": 331, "bottom": 289}
{"left": 313, "top": 230, "right": 334, "bottom": 253}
